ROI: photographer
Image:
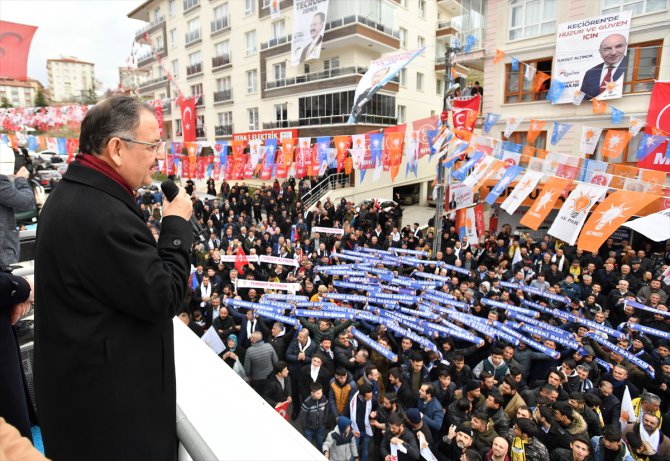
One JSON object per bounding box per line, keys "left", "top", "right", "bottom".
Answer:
{"left": 0, "top": 142, "right": 35, "bottom": 268}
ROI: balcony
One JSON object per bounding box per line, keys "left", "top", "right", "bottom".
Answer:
{"left": 213, "top": 89, "right": 232, "bottom": 103}
{"left": 185, "top": 30, "right": 202, "bottom": 47}
{"left": 134, "top": 16, "right": 165, "bottom": 41}
{"left": 211, "top": 54, "right": 231, "bottom": 71}
{"left": 263, "top": 114, "right": 396, "bottom": 129}
{"left": 138, "top": 75, "right": 168, "bottom": 92}
{"left": 215, "top": 125, "right": 233, "bottom": 136}
{"left": 162, "top": 103, "right": 172, "bottom": 115}
{"left": 436, "top": 20, "right": 459, "bottom": 37}
{"left": 260, "top": 34, "right": 292, "bottom": 51}
{"left": 183, "top": 0, "right": 200, "bottom": 14}
{"left": 210, "top": 16, "right": 230, "bottom": 36}
{"left": 186, "top": 62, "right": 203, "bottom": 77}
{"left": 137, "top": 46, "right": 166, "bottom": 67}
{"left": 325, "top": 14, "right": 399, "bottom": 40}
{"left": 265, "top": 66, "right": 366, "bottom": 90}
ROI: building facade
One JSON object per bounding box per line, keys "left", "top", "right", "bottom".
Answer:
{"left": 0, "top": 78, "right": 44, "bottom": 108}
{"left": 119, "top": 66, "right": 151, "bottom": 93}
{"left": 128, "top": 0, "right": 486, "bottom": 201}
{"left": 46, "top": 57, "right": 96, "bottom": 103}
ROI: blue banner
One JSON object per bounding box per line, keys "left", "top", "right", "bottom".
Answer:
{"left": 485, "top": 165, "right": 523, "bottom": 205}
{"left": 351, "top": 327, "right": 398, "bottom": 361}
{"left": 483, "top": 113, "right": 501, "bottom": 134}
{"left": 551, "top": 122, "right": 572, "bottom": 145}
{"left": 264, "top": 139, "right": 277, "bottom": 167}
{"left": 452, "top": 151, "right": 484, "bottom": 181}
{"left": 369, "top": 133, "right": 384, "bottom": 167}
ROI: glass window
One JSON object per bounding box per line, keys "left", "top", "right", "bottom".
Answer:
{"left": 417, "top": 35, "right": 425, "bottom": 48}
{"left": 215, "top": 40, "right": 230, "bottom": 58}
{"left": 216, "top": 76, "right": 231, "bottom": 91}
{"left": 623, "top": 41, "right": 662, "bottom": 94}
{"left": 399, "top": 68, "right": 407, "bottom": 87}
{"left": 170, "top": 29, "right": 178, "bottom": 48}
{"left": 188, "top": 51, "right": 202, "bottom": 66}
{"left": 186, "top": 18, "right": 201, "bottom": 43}
{"left": 212, "top": 4, "right": 229, "bottom": 32}
{"left": 273, "top": 62, "right": 286, "bottom": 81}
{"left": 246, "top": 69, "right": 257, "bottom": 93}
{"left": 436, "top": 78, "right": 443, "bottom": 95}
{"left": 245, "top": 0, "right": 256, "bottom": 15}
{"left": 602, "top": 0, "right": 667, "bottom": 15}
{"left": 418, "top": 0, "right": 426, "bottom": 17}
{"left": 399, "top": 27, "right": 408, "bottom": 48}
{"left": 168, "top": 0, "right": 176, "bottom": 16}
{"left": 508, "top": 0, "right": 556, "bottom": 41}
{"left": 172, "top": 59, "right": 179, "bottom": 77}
{"left": 416, "top": 72, "right": 424, "bottom": 91}
{"left": 275, "top": 103, "right": 288, "bottom": 125}
{"left": 504, "top": 58, "right": 552, "bottom": 103}
{"left": 398, "top": 105, "right": 406, "bottom": 123}
{"left": 245, "top": 30, "right": 257, "bottom": 55}
{"left": 248, "top": 108, "right": 259, "bottom": 130}
{"left": 272, "top": 19, "right": 286, "bottom": 39}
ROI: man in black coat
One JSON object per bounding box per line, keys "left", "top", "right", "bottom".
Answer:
{"left": 34, "top": 96, "right": 194, "bottom": 461}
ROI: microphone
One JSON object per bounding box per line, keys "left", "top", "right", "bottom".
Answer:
{"left": 160, "top": 180, "right": 206, "bottom": 243}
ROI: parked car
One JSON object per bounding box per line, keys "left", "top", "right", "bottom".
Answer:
{"left": 355, "top": 198, "right": 398, "bottom": 212}
{"left": 34, "top": 168, "right": 62, "bottom": 192}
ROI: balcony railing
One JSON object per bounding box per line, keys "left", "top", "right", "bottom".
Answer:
{"left": 265, "top": 66, "right": 367, "bottom": 90}
{"left": 325, "top": 14, "right": 399, "bottom": 39}
{"left": 211, "top": 16, "right": 230, "bottom": 34}
{"left": 260, "top": 34, "right": 292, "bottom": 50}
{"left": 215, "top": 125, "right": 233, "bottom": 136}
{"left": 213, "top": 89, "right": 232, "bottom": 103}
{"left": 263, "top": 114, "right": 396, "bottom": 129}
{"left": 211, "top": 54, "right": 231, "bottom": 69}
{"left": 136, "top": 46, "right": 165, "bottom": 66}
{"left": 185, "top": 29, "right": 201, "bottom": 45}
{"left": 183, "top": 0, "right": 200, "bottom": 13}
{"left": 138, "top": 75, "right": 168, "bottom": 90}
{"left": 437, "top": 20, "right": 459, "bottom": 30}
{"left": 186, "top": 62, "right": 203, "bottom": 76}
{"left": 134, "top": 16, "right": 165, "bottom": 39}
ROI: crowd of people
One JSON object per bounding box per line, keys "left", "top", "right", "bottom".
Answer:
{"left": 143, "top": 176, "right": 670, "bottom": 461}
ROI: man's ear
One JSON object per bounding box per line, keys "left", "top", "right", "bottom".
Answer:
{"left": 107, "top": 138, "right": 124, "bottom": 167}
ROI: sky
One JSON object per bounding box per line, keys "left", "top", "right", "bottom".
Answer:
{"left": 1, "top": 0, "right": 146, "bottom": 90}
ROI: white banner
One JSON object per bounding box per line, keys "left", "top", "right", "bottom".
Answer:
{"left": 259, "top": 255, "right": 299, "bottom": 267}
{"left": 579, "top": 126, "right": 603, "bottom": 156}
{"left": 219, "top": 255, "right": 259, "bottom": 263}
{"left": 500, "top": 170, "right": 544, "bottom": 214}
{"left": 201, "top": 326, "right": 226, "bottom": 355}
{"left": 447, "top": 183, "right": 474, "bottom": 210}
{"left": 236, "top": 279, "right": 302, "bottom": 292}
{"left": 290, "top": 0, "right": 329, "bottom": 65}
{"left": 270, "top": 0, "right": 281, "bottom": 19}
{"left": 465, "top": 207, "right": 479, "bottom": 243}
{"left": 312, "top": 226, "right": 344, "bottom": 235}
{"left": 548, "top": 183, "right": 607, "bottom": 245}
{"left": 504, "top": 117, "right": 523, "bottom": 139}
{"left": 462, "top": 155, "right": 494, "bottom": 189}
{"left": 552, "top": 11, "right": 632, "bottom": 103}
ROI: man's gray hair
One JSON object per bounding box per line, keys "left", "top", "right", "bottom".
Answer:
{"left": 641, "top": 392, "right": 661, "bottom": 405}
{"left": 250, "top": 331, "right": 263, "bottom": 343}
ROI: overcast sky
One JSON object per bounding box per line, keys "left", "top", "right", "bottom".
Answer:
{"left": 1, "top": 0, "right": 145, "bottom": 90}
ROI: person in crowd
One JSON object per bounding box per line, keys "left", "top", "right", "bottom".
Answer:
{"left": 322, "top": 416, "right": 359, "bottom": 461}
{"left": 300, "top": 382, "right": 329, "bottom": 449}
{"left": 379, "top": 412, "right": 420, "bottom": 461}
{"left": 244, "top": 331, "right": 278, "bottom": 393}
{"left": 264, "top": 361, "right": 292, "bottom": 409}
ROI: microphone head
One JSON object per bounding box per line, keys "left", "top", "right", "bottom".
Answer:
{"left": 160, "top": 179, "right": 179, "bottom": 202}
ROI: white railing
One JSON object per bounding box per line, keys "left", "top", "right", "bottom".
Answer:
{"left": 301, "top": 172, "right": 351, "bottom": 209}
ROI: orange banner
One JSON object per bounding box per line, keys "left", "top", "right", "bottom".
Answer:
{"left": 532, "top": 72, "right": 550, "bottom": 93}
{"left": 601, "top": 130, "right": 631, "bottom": 159}
{"left": 333, "top": 135, "right": 351, "bottom": 173}
{"left": 519, "top": 176, "right": 573, "bottom": 230}
{"left": 232, "top": 140, "right": 246, "bottom": 162}
{"left": 473, "top": 158, "right": 507, "bottom": 192}
{"left": 281, "top": 138, "right": 295, "bottom": 165}
{"left": 493, "top": 49, "right": 506, "bottom": 64}
{"left": 577, "top": 190, "right": 661, "bottom": 253}
{"left": 527, "top": 120, "right": 546, "bottom": 145}
{"left": 592, "top": 98, "right": 607, "bottom": 114}
{"left": 386, "top": 132, "right": 404, "bottom": 182}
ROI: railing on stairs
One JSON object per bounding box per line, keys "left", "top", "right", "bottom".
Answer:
{"left": 301, "top": 172, "right": 351, "bottom": 210}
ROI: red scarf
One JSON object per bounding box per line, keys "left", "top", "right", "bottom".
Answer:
{"left": 75, "top": 153, "right": 134, "bottom": 198}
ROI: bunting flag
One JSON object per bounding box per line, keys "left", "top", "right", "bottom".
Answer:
{"left": 485, "top": 165, "right": 523, "bottom": 205}
{"left": 611, "top": 108, "right": 624, "bottom": 124}
{"left": 263, "top": 139, "right": 277, "bottom": 167}
{"left": 592, "top": 98, "right": 607, "bottom": 114}
{"left": 531, "top": 72, "right": 550, "bottom": 93}
{"left": 369, "top": 133, "right": 383, "bottom": 168}
{"left": 635, "top": 134, "right": 667, "bottom": 160}
{"left": 412, "top": 115, "right": 439, "bottom": 159}
{"left": 248, "top": 139, "right": 263, "bottom": 172}
{"left": 550, "top": 122, "right": 572, "bottom": 146}
{"left": 333, "top": 135, "right": 351, "bottom": 173}
{"left": 493, "top": 49, "right": 506, "bottom": 64}
{"left": 426, "top": 129, "right": 438, "bottom": 160}
{"left": 527, "top": 120, "right": 546, "bottom": 145}
{"left": 572, "top": 90, "right": 586, "bottom": 106}
{"left": 500, "top": 169, "right": 545, "bottom": 214}
{"left": 452, "top": 95, "right": 480, "bottom": 132}
{"left": 503, "top": 117, "right": 523, "bottom": 139}
{"left": 386, "top": 131, "right": 405, "bottom": 182}
{"left": 178, "top": 96, "right": 197, "bottom": 142}
{"left": 406, "top": 131, "right": 419, "bottom": 177}
{"left": 548, "top": 183, "right": 607, "bottom": 245}
{"left": 546, "top": 81, "right": 566, "bottom": 104}
{"left": 519, "top": 176, "right": 572, "bottom": 230}
{"left": 464, "top": 207, "right": 478, "bottom": 242}
{"left": 601, "top": 130, "right": 631, "bottom": 159}
{"left": 524, "top": 64, "right": 536, "bottom": 82}
{"left": 483, "top": 113, "right": 501, "bottom": 134}
{"left": 629, "top": 117, "right": 645, "bottom": 136}
{"left": 579, "top": 127, "right": 603, "bottom": 156}
{"left": 269, "top": 0, "right": 281, "bottom": 18}
{"left": 235, "top": 247, "right": 249, "bottom": 275}
{"left": 316, "top": 136, "right": 331, "bottom": 174}
{"left": 452, "top": 150, "right": 484, "bottom": 181}
{"left": 580, "top": 158, "right": 609, "bottom": 183}
{"left": 544, "top": 152, "right": 580, "bottom": 180}
{"left": 468, "top": 157, "right": 505, "bottom": 191}
{"left": 281, "top": 137, "right": 295, "bottom": 166}
{"left": 622, "top": 209, "right": 670, "bottom": 242}
{"left": 511, "top": 57, "right": 519, "bottom": 71}
{"left": 350, "top": 134, "right": 366, "bottom": 169}
{"left": 578, "top": 190, "right": 661, "bottom": 252}
{"left": 464, "top": 34, "right": 476, "bottom": 53}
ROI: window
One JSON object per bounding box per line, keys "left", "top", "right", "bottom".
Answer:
{"left": 275, "top": 103, "right": 288, "bottom": 126}
{"left": 196, "top": 115, "right": 205, "bottom": 138}
{"left": 246, "top": 69, "right": 258, "bottom": 93}
{"left": 172, "top": 59, "right": 179, "bottom": 77}
{"left": 212, "top": 4, "right": 229, "bottom": 32}
{"left": 508, "top": 0, "right": 557, "bottom": 41}
{"left": 298, "top": 91, "right": 396, "bottom": 125}
{"left": 216, "top": 76, "right": 231, "bottom": 91}
{"left": 623, "top": 40, "right": 662, "bottom": 94}
{"left": 191, "top": 83, "right": 203, "bottom": 105}
{"left": 304, "top": 63, "right": 311, "bottom": 74}
{"left": 506, "top": 132, "right": 547, "bottom": 149}
{"left": 245, "top": 0, "right": 256, "bottom": 15}
{"left": 248, "top": 108, "right": 259, "bottom": 130}
{"left": 417, "top": 35, "right": 425, "bottom": 48}
{"left": 398, "top": 105, "right": 406, "bottom": 123}
{"left": 218, "top": 111, "right": 233, "bottom": 127}
{"left": 170, "top": 29, "right": 178, "bottom": 48}
{"left": 271, "top": 20, "right": 286, "bottom": 39}
{"left": 323, "top": 57, "right": 340, "bottom": 73}
{"left": 189, "top": 50, "right": 202, "bottom": 66}
{"left": 399, "top": 68, "right": 407, "bottom": 86}
{"left": 436, "top": 78, "right": 443, "bottom": 95}
{"left": 245, "top": 30, "right": 257, "bottom": 55}
{"left": 416, "top": 72, "right": 424, "bottom": 91}
{"left": 399, "top": 28, "right": 408, "bottom": 48}
{"left": 273, "top": 62, "right": 286, "bottom": 81}
{"left": 154, "top": 7, "right": 163, "bottom": 22}
{"left": 263, "top": 0, "right": 271, "bottom": 6}
{"left": 186, "top": 17, "right": 201, "bottom": 43}
{"left": 168, "top": 0, "right": 176, "bottom": 16}
{"left": 183, "top": 0, "right": 199, "bottom": 11}
{"left": 602, "top": 0, "right": 667, "bottom": 15}
{"left": 155, "top": 35, "right": 164, "bottom": 51}
{"left": 175, "top": 119, "right": 182, "bottom": 135}
{"left": 504, "top": 58, "right": 552, "bottom": 103}
{"left": 418, "top": 0, "right": 426, "bottom": 17}
{"left": 214, "top": 40, "right": 230, "bottom": 58}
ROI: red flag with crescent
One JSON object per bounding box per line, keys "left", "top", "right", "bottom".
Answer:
{"left": 0, "top": 21, "right": 38, "bottom": 81}
{"left": 452, "top": 95, "right": 480, "bottom": 132}
{"left": 638, "top": 82, "right": 670, "bottom": 172}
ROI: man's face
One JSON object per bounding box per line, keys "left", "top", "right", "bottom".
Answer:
{"left": 116, "top": 109, "right": 162, "bottom": 189}
{"left": 491, "top": 353, "right": 503, "bottom": 367}
{"left": 454, "top": 359, "right": 464, "bottom": 371}
{"left": 600, "top": 382, "right": 613, "bottom": 397}
{"left": 311, "top": 357, "right": 322, "bottom": 368}
{"left": 501, "top": 382, "right": 513, "bottom": 396}
{"left": 389, "top": 423, "right": 403, "bottom": 437}
{"left": 483, "top": 376, "right": 495, "bottom": 389}
{"left": 571, "top": 441, "right": 590, "bottom": 461}
{"left": 642, "top": 414, "right": 660, "bottom": 434}
{"left": 612, "top": 366, "right": 627, "bottom": 382}
{"left": 577, "top": 367, "right": 589, "bottom": 381}
{"left": 411, "top": 360, "right": 423, "bottom": 373}
{"left": 548, "top": 372, "right": 562, "bottom": 388}
{"left": 309, "top": 14, "right": 324, "bottom": 39}
{"left": 311, "top": 389, "right": 323, "bottom": 400}
{"left": 603, "top": 438, "right": 621, "bottom": 451}
{"left": 336, "top": 373, "right": 347, "bottom": 385}
{"left": 492, "top": 438, "right": 508, "bottom": 458}
{"left": 455, "top": 432, "right": 473, "bottom": 449}
{"left": 599, "top": 34, "right": 627, "bottom": 66}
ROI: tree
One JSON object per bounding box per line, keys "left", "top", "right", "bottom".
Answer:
{"left": 34, "top": 88, "right": 48, "bottom": 107}
{"left": 0, "top": 97, "right": 12, "bottom": 108}
{"left": 83, "top": 87, "right": 97, "bottom": 105}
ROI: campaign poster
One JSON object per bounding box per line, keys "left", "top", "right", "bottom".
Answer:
{"left": 290, "top": 0, "right": 329, "bottom": 65}
{"left": 348, "top": 47, "right": 425, "bottom": 124}
{"left": 552, "top": 11, "right": 632, "bottom": 104}
{"left": 447, "top": 183, "right": 474, "bottom": 211}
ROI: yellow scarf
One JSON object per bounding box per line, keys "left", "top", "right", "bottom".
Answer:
{"left": 511, "top": 437, "right": 526, "bottom": 461}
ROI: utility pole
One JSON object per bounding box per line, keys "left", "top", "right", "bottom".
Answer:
{"left": 432, "top": 43, "right": 461, "bottom": 256}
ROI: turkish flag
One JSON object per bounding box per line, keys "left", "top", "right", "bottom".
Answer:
{"left": 235, "top": 246, "right": 249, "bottom": 275}
{"left": 275, "top": 401, "right": 290, "bottom": 420}
{"left": 179, "top": 97, "right": 197, "bottom": 142}
{"left": 0, "top": 21, "right": 38, "bottom": 81}
{"left": 452, "top": 95, "right": 480, "bottom": 132}
{"left": 638, "top": 82, "right": 670, "bottom": 172}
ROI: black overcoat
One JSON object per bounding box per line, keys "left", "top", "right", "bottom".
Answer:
{"left": 34, "top": 163, "right": 193, "bottom": 461}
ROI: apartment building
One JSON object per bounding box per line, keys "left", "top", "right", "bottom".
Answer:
{"left": 46, "top": 57, "right": 96, "bottom": 103}
{"left": 119, "top": 66, "right": 151, "bottom": 92}
{"left": 0, "top": 78, "right": 44, "bottom": 108}
{"left": 128, "top": 0, "right": 486, "bottom": 201}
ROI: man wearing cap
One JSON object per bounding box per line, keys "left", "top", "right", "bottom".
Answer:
{"left": 380, "top": 412, "right": 420, "bottom": 461}
{"left": 507, "top": 417, "right": 549, "bottom": 461}
{"left": 405, "top": 408, "right": 433, "bottom": 446}
{"left": 437, "top": 423, "right": 474, "bottom": 461}
{"left": 322, "top": 415, "right": 359, "bottom": 461}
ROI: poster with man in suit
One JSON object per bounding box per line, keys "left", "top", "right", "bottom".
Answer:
{"left": 291, "top": 0, "right": 329, "bottom": 65}
{"left": 551, "top": 11, "right": 631, "bottom": 104}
